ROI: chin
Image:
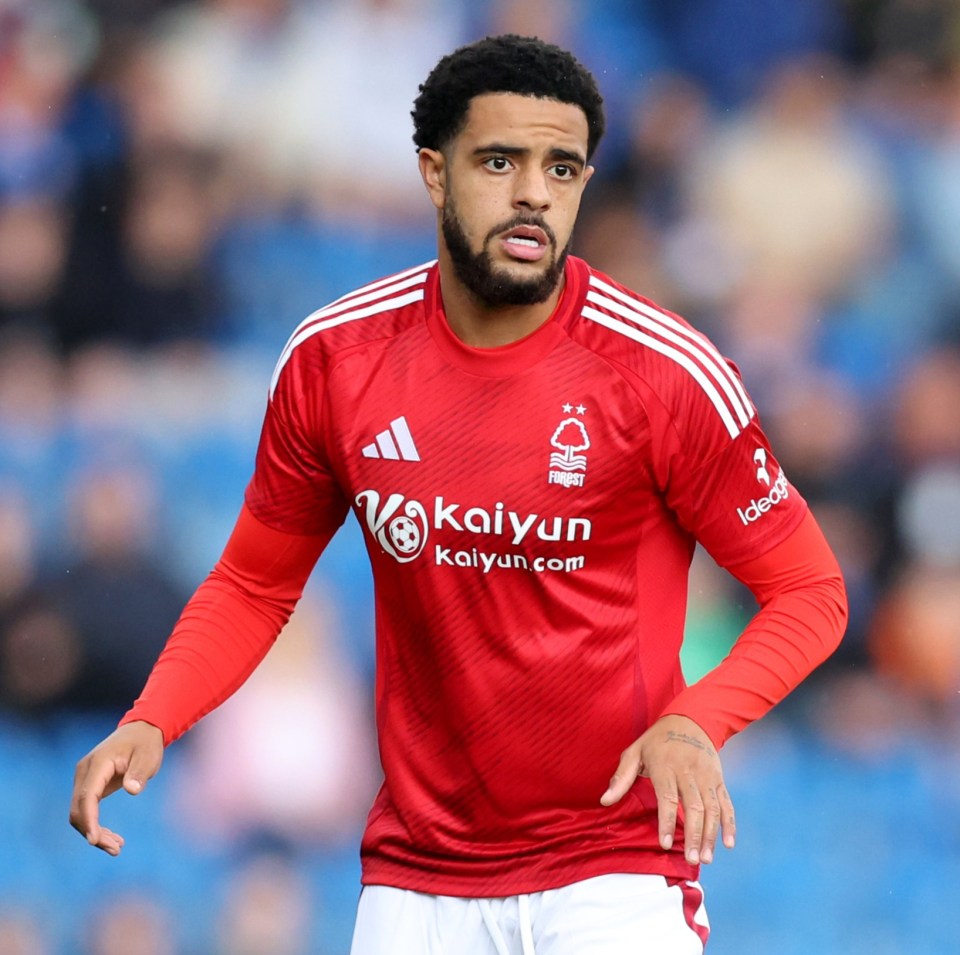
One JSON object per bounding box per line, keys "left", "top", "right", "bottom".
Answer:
{"left": 496, "top": 259, "right": 548, "bottom": 281}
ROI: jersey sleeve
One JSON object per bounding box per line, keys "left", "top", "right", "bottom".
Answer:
{"left": 642, "top": 349, "right": 842, "bottom": 746}
{"left": 245, "top": 336, "right": 350, "bottom": 537}
{"left": 655, "top": 358, "right": 806, "bottom": 569}
{"left": 120, "top": 336, "right": 350, "bottom": 742}
{"left": 120, "top": 504, "right": 330, "bottom": 743}
{"left": 661, "top": 509, "right": 848, "bottom": 747}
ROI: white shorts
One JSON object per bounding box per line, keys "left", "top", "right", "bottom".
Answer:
{"left": 349, "top": 873, "right": 709, "bottom": 955}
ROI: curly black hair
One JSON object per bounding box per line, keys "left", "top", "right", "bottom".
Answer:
{"left": 412, "top": 34, "right": 606, "bottom": 160}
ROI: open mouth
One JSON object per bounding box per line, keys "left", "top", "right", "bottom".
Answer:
{"left": 501, "top": 225, "right": 549, "bottom": 261}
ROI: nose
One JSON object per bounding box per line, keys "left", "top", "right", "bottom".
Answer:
{"left": 513, "top": 166, "right": 551, "bottom": 213}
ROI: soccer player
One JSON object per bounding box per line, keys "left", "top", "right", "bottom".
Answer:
{"left": 70, "top": 35, "right": 847, "bottom": 954}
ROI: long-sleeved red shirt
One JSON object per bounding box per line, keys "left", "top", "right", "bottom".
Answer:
{"left": 123, "top": 258, "right": 846, "bottom": 895}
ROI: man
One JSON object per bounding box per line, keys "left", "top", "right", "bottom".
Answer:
{"left": 70, "top": 35, "right": 847, "bottom": 954}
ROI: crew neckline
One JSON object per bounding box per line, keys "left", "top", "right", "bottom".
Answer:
{"left": 425, "top": 257, "right": 586, "bottom": 378}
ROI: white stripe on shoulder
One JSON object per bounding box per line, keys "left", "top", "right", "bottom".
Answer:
{"left": 328, "top": 259, "right": 437, "bottom": 309}
{"left": 273, "top": 262, "right": 434, "bottom": 380}
{"left": 583, "top": 305, "right": 744, "bottom": 439}
{"left": 588, "top": 275, "right": 753, "bottom": 423}
{"left": 270, "top": 259, "right": 437, "bottom": 398}
{"left": 269, "top": 286, "right": 426, "bottom": 398}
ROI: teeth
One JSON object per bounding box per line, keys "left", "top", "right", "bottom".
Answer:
{"left": 507, "top": 236, "right": 540, "bottom": 247}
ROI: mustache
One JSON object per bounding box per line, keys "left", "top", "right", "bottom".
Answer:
{"left": 484, "top": 215, "right": 557, "bottom": 247}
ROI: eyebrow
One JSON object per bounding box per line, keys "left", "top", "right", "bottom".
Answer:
{"left": 473, "top": 144, "right": 587, "bottom": 168}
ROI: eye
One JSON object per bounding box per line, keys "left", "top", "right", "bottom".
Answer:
{"left": 483, "top": 156, "right": 512, "bottom": 172}
{"left": 550, "top": 164, "right": 577, "bottom": 181}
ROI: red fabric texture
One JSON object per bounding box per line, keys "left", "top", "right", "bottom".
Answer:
{"left": 118, "top": 257, "right": 848, "bottom": 895}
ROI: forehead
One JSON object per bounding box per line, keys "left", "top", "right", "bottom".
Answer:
{"left": 456, "top": 92, "right": 589, "bottom": 154}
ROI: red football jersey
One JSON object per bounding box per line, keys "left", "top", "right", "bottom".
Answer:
{"left": 244, "top": 256, "right": 807, "bottom": 895}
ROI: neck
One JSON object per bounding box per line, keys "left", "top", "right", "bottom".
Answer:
{"left": 436, "top": 248, "right": 565, "bottom": 349}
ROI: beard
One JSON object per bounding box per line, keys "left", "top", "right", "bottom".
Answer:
{"left": 441, "top": 199, "right": 570, "bottom": 308}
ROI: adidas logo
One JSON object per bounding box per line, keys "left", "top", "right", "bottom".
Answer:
{"left": 362, "top": 416, "right": 421, "bottom": 462}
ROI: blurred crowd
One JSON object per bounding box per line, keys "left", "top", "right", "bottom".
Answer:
{"left": 2, "top": 0, "right": 960, "bottom": 952}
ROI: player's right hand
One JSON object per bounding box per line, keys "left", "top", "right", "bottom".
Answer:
{"left": 69, "top": 720, "right": 164, "bottom": 856}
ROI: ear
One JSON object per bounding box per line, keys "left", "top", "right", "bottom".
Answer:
{"left": 418, "top": 148, "right": 446, "bottom": 210}
{"left": 583, "top": 165, "right": 596, "bottom": 188}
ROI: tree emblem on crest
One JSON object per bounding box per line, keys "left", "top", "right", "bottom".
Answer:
{"left": 549, "top": 418, "right": 590, "bottom": 471}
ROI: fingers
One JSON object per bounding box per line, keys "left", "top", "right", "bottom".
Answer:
{"left": 122, "top": 743, "right": 162, "bottom": 796}
{"left": 600, "top": 750, "right": 694, "bottom": 860}
{"left": 699, "top": 783, "right": 720, "bottom": 863}
{"left": 599, "top": 744, "right": 642, "bottom": 807}
{"left": 599, "top": 716, "right": 737, "bottom": 865}
{"left": 600, "top": 747, "right": 736, "bottom": 865}
{"left": 68, "top": 722, "right": 165, "bottom": 855}
{"left": 87, "top": 825, "right": 126, "bottom": 857}
{"left": 718, "top": 782, "right": 737, "bottom": 850}
{"left": 69, "top": 753, "right": 125, "bottom": 848}
{"left": 677, "top": 776, "right": 734, "bottom": 865}
{"left": 649, "top": 770, "right": 680, "bottom": 851}
{"left": 678, "top": 772, "right": 705, "bottom": 864}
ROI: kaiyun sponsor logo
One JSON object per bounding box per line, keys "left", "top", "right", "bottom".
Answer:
{"left": 355, "top": 490, "right": 430, "bottom": 562}
{"left": 355, "top": 490, "right": 592, "bottom": 569}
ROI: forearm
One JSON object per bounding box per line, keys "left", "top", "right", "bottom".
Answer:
{"left": 119, "top": 570, "right": 294, "bottom": 744}
{"left": 663, "top": 511, "right": 848, "bottom": 748}
{"left": 119, "top": 504, "right": 328, "bottom": 745}
{"left": 664, "top": 575, "right": 846, "bottom": 747}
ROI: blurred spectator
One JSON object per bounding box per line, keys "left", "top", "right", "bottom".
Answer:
{"left": 612, "top": 72, "right": 713, "bottom": 228}
{"left": 0, "top": 333, "right": 65, "bottom": 552}
{"left": 139, "top": 0, "right": 464, "bottom": 222}
{"left": 52, "top": 460, "right": 184, "bottom": 705}
{"left": 83, "top": 0, "right": 180, "bottom": 31}
{"left": 747, "top": 365, "right": 869, "bottom": 496}
{"left": 650, "top": 0, "right": 846, "bottom": 106}
{"left": 0, "top": 588, "right": 83, "bottom": 712}
{"left": 0, "top": 461, "right": 185, "bottom": 713}
{"left": 830, "top": 345, "right": 960, "bottom": 711}
{"left": 0, "top": 331, "right": 62, "bottom": 439}
{"left": 0, "top": 0, "right": 98, "bottom": 205}
{"left": 83, "top": 892, "right": 178, "bottom": 955}
{"left": 0, "top": 199, "right": 69, "bottom": 340}
{"left": 175, "top": 590, "right": 378, "bottom": 849}
{"left": 53, "top": 145, "right": 227, "bottom": 351}
{"left": 216, "top": 849, "right": 313, "bottom": 955}
{"left": 60, "top": 342, "right": 147, "bottom": 442}
{"left": 114, "top": 0, "right": 462, "bottom": 347}
{"left": 0, "top": 475, "right": 70, "bottom": 714}
{"left": 911, "top": 71, "right": 960, "bottom": 296}
{"left": 295, "top": 0, "right": 466, "bottom": 222}
{"left": 869, "top": 562, "right": 960, "bottom": 709}
{"left": 0, "top": 909, "right": 51, "bottom": 955}
{"left": 843, "top": 0, "right": 960, "bottom": 73}
{"left": 879, "top": 347, "right": 960, "bottom": 573}
{"left": 683, "top": 55, "right": 895, "bottom": 304}
{"left": 0, "top": 484, "right": 38, "bottom": 610}
{"left": 897, "top": 462, "right": 960, "bottom": 565}
{"left": 803, "top": 668, "right": 934, "bottom": 760}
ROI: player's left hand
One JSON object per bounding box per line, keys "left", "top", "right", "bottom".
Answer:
{"left": 600, "top": 713, "right": 736, "bottom": 865}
